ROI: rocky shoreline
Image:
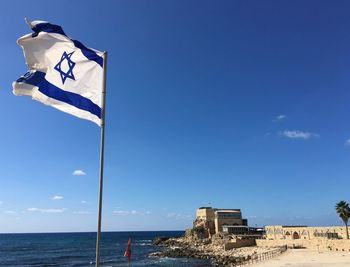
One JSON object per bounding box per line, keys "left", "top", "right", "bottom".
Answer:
{"left": 151, "top": 235, "right": 285, "bottom": 266}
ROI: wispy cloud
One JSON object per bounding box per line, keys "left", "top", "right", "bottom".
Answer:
{"left": 27, "top": 208, "right": 65, "bottom": 213}
{"left": 113, "top": 210, "right": 130, "bottom": 215}
{"left": 273, "top": 114, "right": 286, "bottom": 121}
{"left": 4, "top": 210, "right": 16, "bottom": 214}
{"left": 345, "top": 139, "right": 350, "bottom": 146}
{"left": 73, "top": 211, "right": 91, "bottom": 214}
{"left": 113, "top": 210, "right": 151, "bottom": 216}
{"left": 167, "top": 213, "right": 193, "bottom": 220}
{"left": 0, "top": 201, "right": 3, "bottom": 205}
{"left": 282, "top": 130, "right": 318, "bottom": 140}
{"left": 247, "top": 215, "right": 258, "bottom": 219}
{"left": 52, "top": 195, "right": 63, "bottom": 200}
{"left": 72, "top": 170, "right": 86, "bottom": 176}
{"left": 81, "top": 200, "right": 87, "bottom": 204}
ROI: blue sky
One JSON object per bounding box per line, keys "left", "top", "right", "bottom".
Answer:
{"left": 1, "top": 0, "right": 350, "bottom": 232}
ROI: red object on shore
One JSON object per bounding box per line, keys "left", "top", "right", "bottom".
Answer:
{"left": 124, "top": 238, "right": 132, "bottom": 261}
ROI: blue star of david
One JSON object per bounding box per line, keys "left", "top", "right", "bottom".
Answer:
{"left": 54, "top": 51, "right": 76, "bottom": 84}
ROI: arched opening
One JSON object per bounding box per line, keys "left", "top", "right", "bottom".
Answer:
{"left": 301, "top": 230, "right": 308, "bottom": 239}
{"left": 285, "top": 231, "right": 291, "bottom": 239}
{"left": 293, "top": 232, "right": 300, "bottom": 239}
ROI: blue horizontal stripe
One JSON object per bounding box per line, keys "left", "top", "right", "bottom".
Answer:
{"left": 32, "top": 23, "right": 66, "bottom": 36}
{"left": 16, "top": 71, "right": 101, "bottom": 119}
{"left": 38, "top": 79, "right": 101, "bottom": 119}
{"left": 16, "top": 71, "right": 46, "bottom": 86}
{"left": 31, "top": 22, "right": 103, "bottom": 68}
{"left": 72, "top": 40, "right": 103, "bottom": 67}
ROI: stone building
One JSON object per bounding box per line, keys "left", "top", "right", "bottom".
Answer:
{"left": 194, "top": 207, "right": 248, "bottom": 235}
{"left": 257, "top": 225, "right": 350, "bottom": 252}
{"left": 265, "top": 225, "right": 348, "bottom": 240}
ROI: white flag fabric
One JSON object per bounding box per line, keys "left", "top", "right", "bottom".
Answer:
{"left": 13, "top": 20, "right": 104, "bottom": 126}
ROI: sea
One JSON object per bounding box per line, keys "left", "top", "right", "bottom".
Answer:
{"left": 0, "top": 231, "right": 212, "bottom": 267}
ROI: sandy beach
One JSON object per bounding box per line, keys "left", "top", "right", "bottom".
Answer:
{"left": 252, "top": 249, "right": 350, "bottom": 267}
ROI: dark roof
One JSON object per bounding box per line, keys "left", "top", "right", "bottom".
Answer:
{"left": 198, "top": 207, "right": 241, "bottom": 212}
{"left": 216, "top": 209, "right": 241, "bottom": 212}
{"left": 282, "top": 225, "right": 308, "bottom": 228}
{"left": 222, "top": 225, "right": 248, "bottom": 228}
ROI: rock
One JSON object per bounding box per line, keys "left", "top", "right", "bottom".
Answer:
{"left": 152, "top": 231, "right": 286, "bottom": 266}
{"left": 153, "top": 236, "right": 171, "bottom": 245}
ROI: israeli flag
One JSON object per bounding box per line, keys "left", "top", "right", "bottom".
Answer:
{"left": 13, "top": 20, "right": 104, "bottom": 126}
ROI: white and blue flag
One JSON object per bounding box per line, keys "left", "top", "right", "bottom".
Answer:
{"left": 13, "top": 20, "right": 104, "bottom": 126}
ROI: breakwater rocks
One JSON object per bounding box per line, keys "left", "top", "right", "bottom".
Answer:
{"left": 151, "top": 235, "right": 286, "bottom": 266}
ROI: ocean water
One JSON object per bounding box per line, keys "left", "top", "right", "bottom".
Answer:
{"left": 0, "top": 231, "right": 212, "bottom": 267}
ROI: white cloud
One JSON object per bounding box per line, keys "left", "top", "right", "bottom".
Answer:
{"left": 27, "top": 208, "right": 65, "bottom": 213}
{"left": 113, "top": 210, "right": 151, "bottom": 216}
{"left": 72, "top": 170, "right": 86, "bottom": 176}
{"left": 73, "top": 211, "right": 90, "bottom": 214}
{"left": 282, "top": 130, "right": 318, "bottom": 140}
{"left": 52, "top": 195, "right": 63, "bottom": 200}
{"left": 81, "top": 200, "right": 87, "bottom": 204}
{"left": 27, "top": 208, "right": 39, "bottom": 212}
{"left": 167, "top": 212, "right": 193, "bottom": 220}
{"left": 345, "top": 139, "right": 350, "bottom": 146}
{"left": 4, "top": 210, "right": 16, "bottom": 214}
{"left": 274, "top": 114, "right": 286, "bottom": 121}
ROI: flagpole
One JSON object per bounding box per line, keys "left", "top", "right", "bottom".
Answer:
{"left": 95, "top": 51, "right": 108, "bottom": 267}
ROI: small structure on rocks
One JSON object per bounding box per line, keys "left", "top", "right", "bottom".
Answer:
{"left": 193, "top": 207, "right": 248, "bottom": 235}
{"left": 151, "top": 208, "right": 281, "bottom": 266}
{"left": 188, "top": 207, "right": 264, "bottom": 250}
{"left": 193, "top": 206, "right": 263, "bottom": 239}
{"left": 194, "top": 207, "right": 248, "bottom": 235}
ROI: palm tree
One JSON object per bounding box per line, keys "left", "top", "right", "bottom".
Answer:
{"left": 335, "top": 201, "right": 350, "bottom": 239}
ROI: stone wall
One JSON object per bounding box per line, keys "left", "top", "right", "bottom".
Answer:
{"left": 256, "top": 239, "right": 350, "bottom": 252}
{"left": 224, "top": 238, "right": 256, "bottom": 250}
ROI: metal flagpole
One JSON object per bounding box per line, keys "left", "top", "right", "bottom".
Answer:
{"left": 95, "top": 51, "right": 108, "bottom": 267}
